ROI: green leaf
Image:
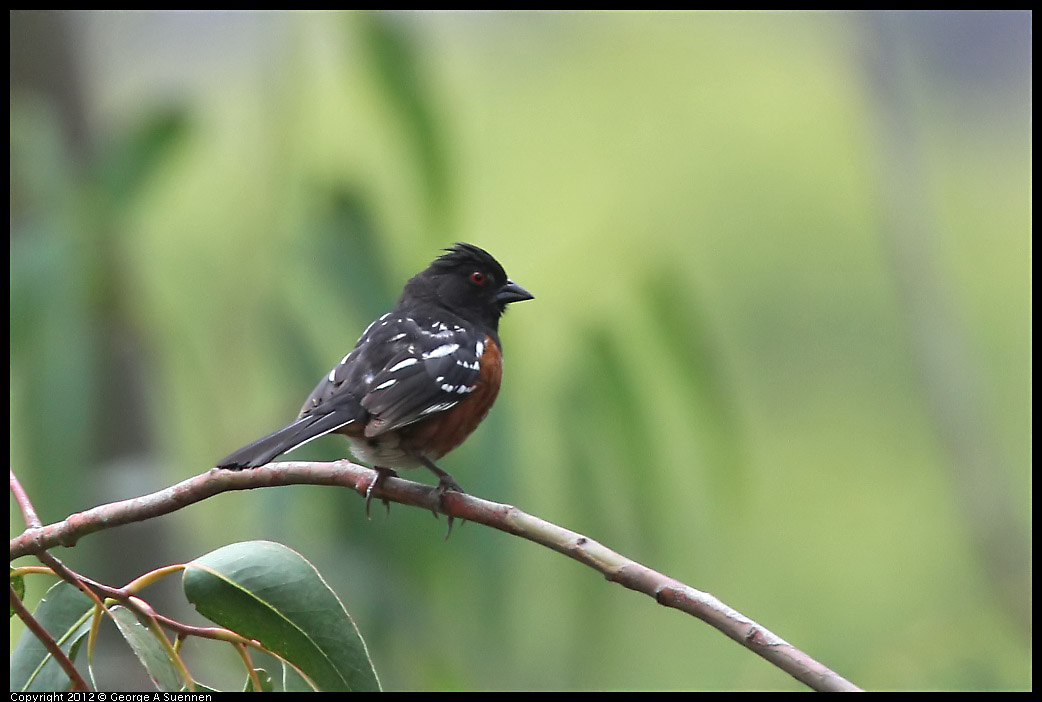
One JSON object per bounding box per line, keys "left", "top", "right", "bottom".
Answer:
{"left": 182, "top": 541, "right": 380, "bottom": 692}
{"left": 108, "top": 605, "right": 185, "bottom": 692}
{"left": 10, "top": 581, "right": 93, "bottom": 692}
{"left": 10, "top": 568, "right": 26, "bottom": 618}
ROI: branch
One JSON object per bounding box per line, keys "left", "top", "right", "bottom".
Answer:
{"left": 11, "top": 468, "right": 43, "bottom": 528}
{"left": 37, "top": 553, "right": 263, "bottom": 649}
{"left": 9, "top": 461, "right": 862, "bottom": 692}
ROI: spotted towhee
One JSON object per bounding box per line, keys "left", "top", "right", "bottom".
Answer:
{"left": 215, "top": 243, "right": 533, "bottom": 514}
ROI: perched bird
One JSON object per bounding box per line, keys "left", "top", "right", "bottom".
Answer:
{"left": 216, "top": 243, "right": 533, "bottom": 519}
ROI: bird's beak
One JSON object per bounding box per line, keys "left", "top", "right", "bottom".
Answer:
{"left": 496, "top": 280, "right": 534, "bottom": 305}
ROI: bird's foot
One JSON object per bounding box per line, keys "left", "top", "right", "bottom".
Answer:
{"left": 364, "top": 467, "right": 398, "bottom": 519}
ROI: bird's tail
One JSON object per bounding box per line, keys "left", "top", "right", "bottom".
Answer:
{"left": 215, "top": 413, "right": 355, "bottom": 469}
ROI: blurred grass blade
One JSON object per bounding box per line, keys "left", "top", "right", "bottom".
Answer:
{"left": 108, "top": 605, "right": 185, "bottom": 692}
{"left": 182, "top": 540, "right": 380, "bottom": 692}
{"left": 97, "top": 108, "right": 190, "bottom": 212}
{"left": 355, "top": 12, "right": 451, "bottom": 235}
{"left": 10, "top": 581, "right": 93, "bottom": 692}
{"left": 644, "top": 273, "right": 748, "bottom": 497}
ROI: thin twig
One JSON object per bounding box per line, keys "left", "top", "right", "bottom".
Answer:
{"left": 34, "top": 553, "right": 261, "bottom": 648}
{"left": 10, "top": 461, "right": 862, "bottom": 692}
{"left": 11, "top": 468, "right": 43, "bottom": 528}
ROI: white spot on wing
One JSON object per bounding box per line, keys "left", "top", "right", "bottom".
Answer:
{"left": 388, "top": 357, "right": 418, "bottom": 372}
{"left": 421, "top": 401, "right": 458, "bottom": 415}
{"left": 476, "top": 340, "right": 485, "bottom": 357}
{"left": 328, "top": 368, "right": 337, "bottom": 383}
{"left": 389, "top": 332, "right": 407, "bottom": 341}
{"left": 358, "top": 319, "right": 378, "bottom": 342}
{"left": 374, "top": 378, "right": 397, "bottom": 390}
{"left": 423, "top": 343, "right": 459, "bottom": 359}
{"left": 420, "top": 321, "right": 455, "bottom": 338}
{"left": 442, "top": 383, "right": 476, "bottom": 394}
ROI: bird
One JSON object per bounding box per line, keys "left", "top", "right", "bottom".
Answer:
{"left": 215, "top": 243, "right": 533, "bottom": 523}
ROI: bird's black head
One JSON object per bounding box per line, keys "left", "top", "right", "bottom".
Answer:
{"left": 401, "top": 243, "right": 533, "bottom": 331}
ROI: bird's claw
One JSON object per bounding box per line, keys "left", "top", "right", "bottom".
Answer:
{"left": 431, "top": 477, "right": 465, "bottom": 539}
{"left": 364, "top": 468, "right": 397, "bottom": 519}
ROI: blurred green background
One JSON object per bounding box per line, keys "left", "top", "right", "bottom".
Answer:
{"left": 10, "top": 10, "right": 1031, "bottom": 691}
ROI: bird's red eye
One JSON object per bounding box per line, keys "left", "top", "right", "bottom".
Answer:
{"left": 469, "top": 271, "right": 487, "bottom": 286}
